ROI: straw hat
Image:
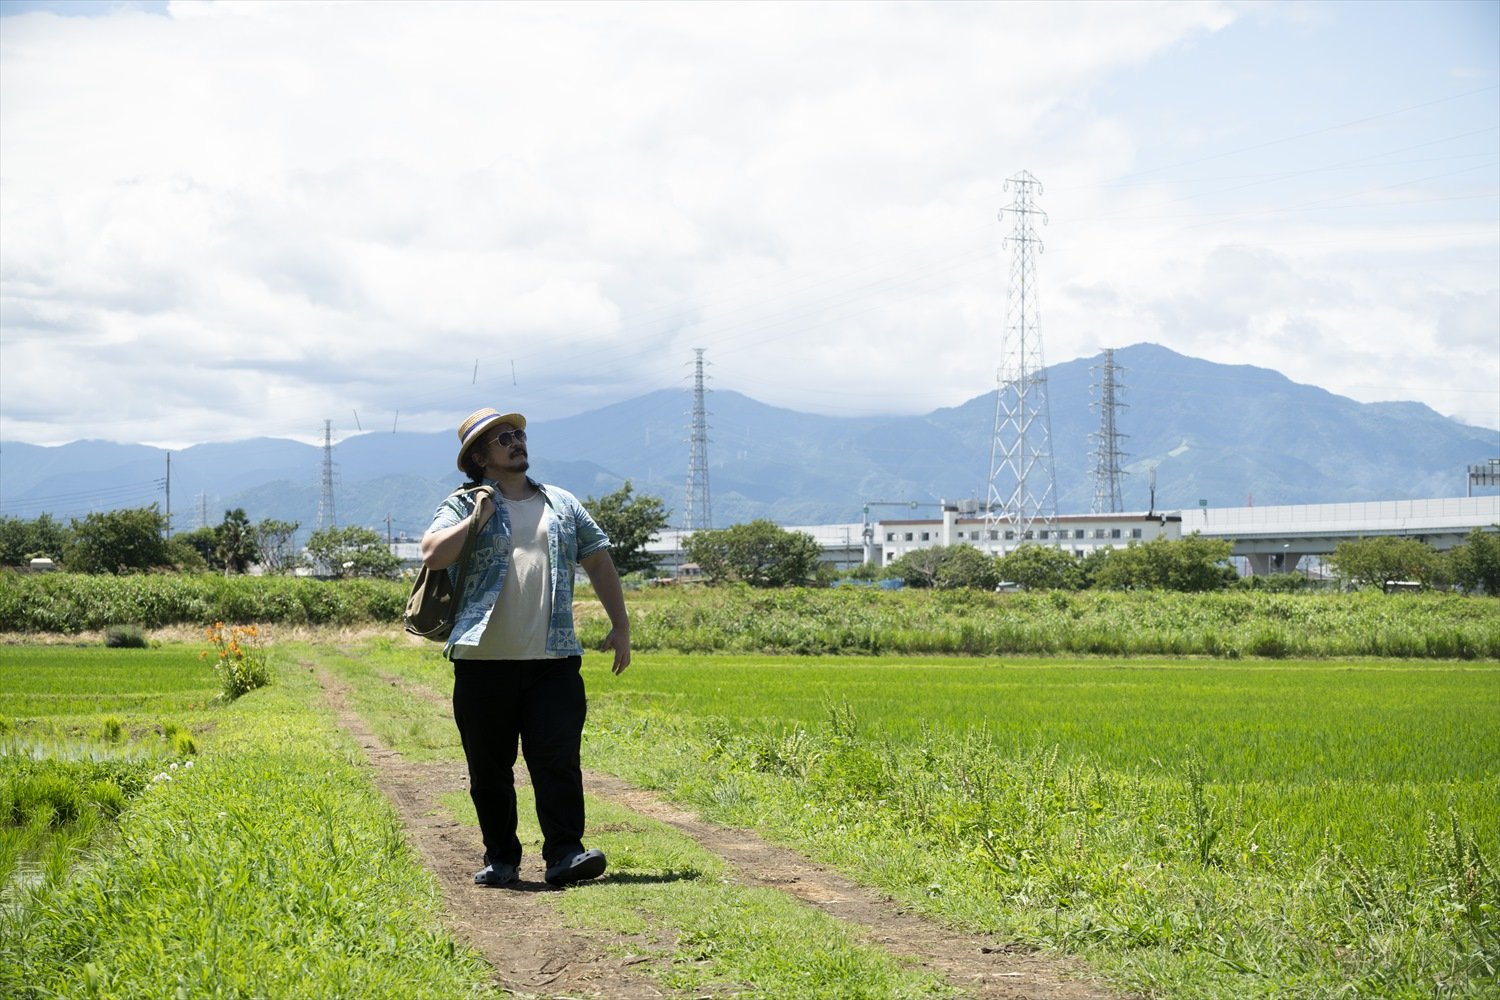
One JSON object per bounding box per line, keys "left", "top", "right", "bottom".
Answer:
{"left": 455, "top": 407, "right": 527, "bottom": 472}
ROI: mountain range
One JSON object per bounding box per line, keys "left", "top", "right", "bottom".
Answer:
{"left": 3, "top": 343, "right": 1495, "bottom": 543}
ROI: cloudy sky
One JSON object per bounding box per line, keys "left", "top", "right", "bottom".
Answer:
{"left": 2, "top": 0, "right": 1496, "bottom": 449}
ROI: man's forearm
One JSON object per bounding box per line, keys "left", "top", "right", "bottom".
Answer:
{"left": 581, "top": 551, "right": 629, "bottom": 629}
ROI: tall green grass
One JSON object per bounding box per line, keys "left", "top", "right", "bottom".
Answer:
{"left": 0, "top": 571, "right": 404, "bottom": 631}
{"left": 4, "top": 572, "right": 1497, "bottom": 660}
{"left": 605, "top": 587, "right": 1500, "bottom": 659}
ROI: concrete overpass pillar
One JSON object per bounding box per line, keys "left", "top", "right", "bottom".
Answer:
{"left": 1247, "top": 552, "right": 1301, "bottom": 575}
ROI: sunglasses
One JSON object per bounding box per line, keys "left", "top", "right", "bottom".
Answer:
{"left": 488, "top": 428, "right": 526, "bottom": 448}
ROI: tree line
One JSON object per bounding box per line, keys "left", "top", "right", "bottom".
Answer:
{"left": 676, "top": 520, "right": 1499, "bottom": 596}
{"left": 873, "top": 530, "right": 1499, "bottom": 595}
{"left": 0, "top": 481, "right": 672, "bottom": 580}
{"left": 3, "top": 482, "right": 1495, "bottom": 596}
{"left": 0, "top": 506, "right": 399, "bottom": 579}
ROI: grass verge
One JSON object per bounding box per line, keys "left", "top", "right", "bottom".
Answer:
{"left": 0, "top": 643, "right": 498, "bottom": 999}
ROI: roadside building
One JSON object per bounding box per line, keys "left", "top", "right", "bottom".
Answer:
{"left": 877, "top": 507, "right": 1182, "bottom": 565}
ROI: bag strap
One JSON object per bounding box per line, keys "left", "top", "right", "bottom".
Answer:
{"left": 447, "top": 484, "right": 496, "bottom": 627}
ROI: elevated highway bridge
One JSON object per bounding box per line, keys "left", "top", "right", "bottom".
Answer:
{"left": 1193, "top": 496, "right": 1499, "bottom": 574}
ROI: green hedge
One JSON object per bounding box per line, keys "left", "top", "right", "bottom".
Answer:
{"left": 597, "top": 586, "right": 1500, "bottom": 660}
{"left": 4, "top": 572, "right": 1497, "bottom": 659}
{"left": 0, "top": 572, "right": 405, "bottom": 632}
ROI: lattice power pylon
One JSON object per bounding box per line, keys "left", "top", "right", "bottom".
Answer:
{"left": 315, "top": 419, "right": 338, "bottom": 532}
{"left": 1090, "top": 347, "right": 1129, "bottom": 514}
{"left": 683, "top": 349, "right": 713, "bottom": 531}
{"left": 985, "top": 170, "right": 1057, "bottom": 546}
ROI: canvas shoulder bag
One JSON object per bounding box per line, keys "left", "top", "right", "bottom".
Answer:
{"left": 403, "top": 484, "right": 496, "bottom": 641}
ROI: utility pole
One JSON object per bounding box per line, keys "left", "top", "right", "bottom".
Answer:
{"left": 683, "top": 349, "right": 713, "bottom": 532}
{"left": 164, "top": 453, "right": 172, "bottom": 538}
{"left": 1469, "top": 459, "right": 1500, "bottom": 496}
{"left": 1089, "top": 347, "right": 1128, "bottom": 513}
{"left": 316, "top": 420, "right": 337, "bottom": 532}
{"left": 985, "top": 170, "right": 1057, "bottom": 548}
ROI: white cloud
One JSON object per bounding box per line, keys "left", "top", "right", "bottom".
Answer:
{"left": 1, "top": 0, "right": 1495, "bottom": 450}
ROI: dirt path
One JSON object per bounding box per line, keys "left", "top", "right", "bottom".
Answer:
{"left": 320, "top": 669, "right": 671, "bottom": 999}
{"left": 325, "top": 667, "right": 1128, "bottom": 1000}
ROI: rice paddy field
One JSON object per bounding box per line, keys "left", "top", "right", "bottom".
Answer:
{"left": 1, "top": 633, "right": 1497, "bottom": 998}
{"left": 512, "top": 652, "right": 1500, "bottom": 998}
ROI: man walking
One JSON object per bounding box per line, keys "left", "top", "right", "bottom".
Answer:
{"left": 421, "top": 407, "right": 631, "bottom": 888}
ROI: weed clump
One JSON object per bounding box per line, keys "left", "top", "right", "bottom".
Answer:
{"left": 103, "top": 625, "right": 148, "bottom": 648}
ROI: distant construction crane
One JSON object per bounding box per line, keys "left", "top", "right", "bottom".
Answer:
{"left": 683, "top": 349, "right": 713, "bottom": 532}
{"left": 1090, "top": 347, "right": 1128, "bottom": 513}
{"left": 316, "top": 420, "right": 338, "bottom": 532}
{"left": 985, "top": 170, "right": 1058, "bottom": 547}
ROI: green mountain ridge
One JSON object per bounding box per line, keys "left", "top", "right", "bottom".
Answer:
{"left": 3, "top": 344, "right": 1494, "bottom": 545}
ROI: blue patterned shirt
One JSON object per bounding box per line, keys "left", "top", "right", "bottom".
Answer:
{"left": 426, "top": 478, "right": 611, "bottom": 658}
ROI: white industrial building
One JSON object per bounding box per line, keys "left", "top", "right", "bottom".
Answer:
{"left": 878, "top": 506, "right": 1182, "bottom": 564}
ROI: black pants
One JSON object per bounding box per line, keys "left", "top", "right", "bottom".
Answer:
{"left": 452, "top": 656, "right": 587, "bottom": 867}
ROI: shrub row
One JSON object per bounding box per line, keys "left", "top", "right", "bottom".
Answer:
{"left": 599, "top": 586, "right": 1500, "bottom": 660}
{"left": 0, "top": 572, "right": 405, "bottom": 632}
{"left": 4, "top": 572, "right": 1497, "bottom": 659}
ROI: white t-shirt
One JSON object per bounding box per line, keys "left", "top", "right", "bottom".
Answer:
{"left": 453, "top": 492, "right": 561, "bottom": 660}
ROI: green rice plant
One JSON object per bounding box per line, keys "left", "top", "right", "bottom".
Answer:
{"left": 0, "top": 646, "right": 218, "bottom": 718}
{"left": 38, "top": 820, "right": 94, "bottom": 890}
{"left": 86, "top": 780, "right": 126, "bottom": 819}
{"left": 98, "top": 716, "right": 123, "bottom": 742}
{"left": 0, "top": 825, "right": 23, "bottom": 890}
{"left": 9, "top": 771, "right": 83, "bottom": 829}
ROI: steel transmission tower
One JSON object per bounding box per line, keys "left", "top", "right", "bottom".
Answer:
{"left": 683, "top": 349, "right": 712, "bottom": 531}
{"left": 1089, "top": 347, "right": 1129, "bottom": 514}
{"left": 316, "top": 420, "right": 338, "bottom": 532}
{"left": 985, "top": 170, "right": 1057, "bottom": 545}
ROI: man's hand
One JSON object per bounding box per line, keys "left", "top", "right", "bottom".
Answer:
{"left": 600, "top": 627, "right": 631, "bottom": 675}
{"left": 581, "top": 549, "right": 631, "bottom": 676}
